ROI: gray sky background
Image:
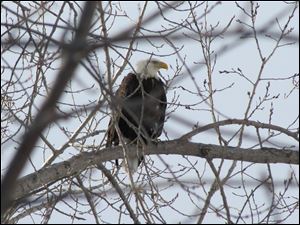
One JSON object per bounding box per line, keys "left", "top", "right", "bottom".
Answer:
{"left": 1, "top": 1, "right": 299, "bottom": 224}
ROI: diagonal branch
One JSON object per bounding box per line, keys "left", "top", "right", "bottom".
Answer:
{"left": 1, "top": 2, "right": 97, "bottom": 216}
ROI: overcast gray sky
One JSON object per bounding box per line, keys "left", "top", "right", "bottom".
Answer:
{"left": 1, "top": 1, "right": 299, "bottom": 224}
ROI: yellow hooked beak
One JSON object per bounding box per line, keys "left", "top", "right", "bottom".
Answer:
{"left": 158, "top": 61, "right": 168, "bottom": 70}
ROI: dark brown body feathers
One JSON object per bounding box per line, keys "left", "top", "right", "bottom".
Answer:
{"left": 106, "top": 73, "right": 167, "bottom": 167}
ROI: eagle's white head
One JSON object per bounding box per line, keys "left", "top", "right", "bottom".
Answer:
{"left": 135, "top": 59, "right": 168, "bottom": 79}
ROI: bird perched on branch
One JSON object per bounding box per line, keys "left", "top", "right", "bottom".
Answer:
{"left": 106, "top": 58, "right": 168, "bottom": 173}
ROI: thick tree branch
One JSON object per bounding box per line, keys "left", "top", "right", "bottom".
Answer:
{"left": 12, "top": 140, "right": 298, "bottom": 202}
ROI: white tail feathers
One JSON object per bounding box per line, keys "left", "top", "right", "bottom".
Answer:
{"left": 122, "top": 155, "right": 139, "bottom": 174}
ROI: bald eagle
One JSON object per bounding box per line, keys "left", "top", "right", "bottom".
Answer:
{"left": 106, "top": 59, "right": 168, "bottom": 173}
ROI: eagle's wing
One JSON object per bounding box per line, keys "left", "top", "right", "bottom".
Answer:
{"left": 106, "top": 73, "right": 136, "bottom": 167}
{"left": 155, "top": 80, "right": 167, "bottom": 137}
